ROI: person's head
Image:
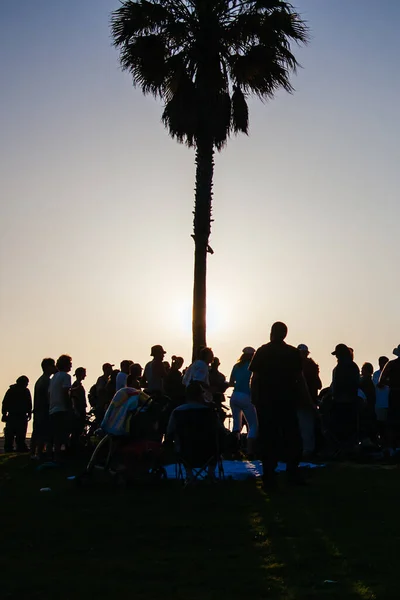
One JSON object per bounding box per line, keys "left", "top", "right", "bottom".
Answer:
{"left": 331, "top": 344, "right": 351, "bottom": 361}
{"left": 56, "top": 354, "right": 72, "bottom": 373}
{"left": 41, "top": 357, "right": 56, "bottom": 376}
{"left": 361, "top": 362, "right": 374, "bottom": 378}
{"left": 393, "top": 345, "right": 400, "bottom": 359}
{"left": 129, "top": 363, "right": 143, "bottom": 378}
{"left": 185, "top": 380, "right": 205, "bottom": 404}
{"left": 102, "top": 362, "right": 114, "bottom": 378}
{"left": 379, "top": 356, "right": 389, "bottom": 370}
{"left": 211, "top": 357, "right": 220, "bottom": 369}
{"left": 120, "top": 360, "right": 131, "bottom": 374}
{"left": 199, "top": 347, "right": 214, "bottom": 365}
{"left": 16, "top": 375, "right": 29, "bottom": 387}
{"left": 151, "top": 345, "right": 166, "bottom": 360}
{"left": 238, "top": 347, "right": 255, "bottom": 364}
{"left": 297, "top": 344, "right": 309, "bottom": 358}
{"left": 74, "top": 367, "right": 86, "bottom": 382}
{"left": 171, "top": 355, "right": 184, "bottom": 371}
{"left": 270, "top": 322, "right": 288, "bottom": 342}
{"left": 163, "top": 360, "right": 171, "bottom": 373}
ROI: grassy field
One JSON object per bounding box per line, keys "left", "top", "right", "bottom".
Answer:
{"left": 1, "top": 454, "right": 399, "bottom": 600}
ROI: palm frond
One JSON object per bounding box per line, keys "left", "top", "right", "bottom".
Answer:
{"left": 231, "top": 86, "right": 249, "bottom": 133}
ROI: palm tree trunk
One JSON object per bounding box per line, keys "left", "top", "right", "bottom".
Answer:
{"left": 192, "top": 135, "right": 214, "bottom": 361}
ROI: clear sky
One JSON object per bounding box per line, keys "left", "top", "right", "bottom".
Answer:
{"left": 1, "top": 0, "right": 400, "bottom": 400}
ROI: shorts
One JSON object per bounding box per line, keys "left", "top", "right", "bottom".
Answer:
{"left": 32, "top": 414, "right": 50, "bottom": 439}
{"left": 50, "top": 411, "right": 70, "bottom": 445}
{"left": 375, "top": 407, "right": 388, "bottom": 422}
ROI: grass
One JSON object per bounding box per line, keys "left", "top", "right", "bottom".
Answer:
{"left": 1, "top": 454, "right": 399, "bottom": 599}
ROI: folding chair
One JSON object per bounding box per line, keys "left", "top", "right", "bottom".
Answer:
{"left": 173, "top": 407, "right": 225, "bottom": 486}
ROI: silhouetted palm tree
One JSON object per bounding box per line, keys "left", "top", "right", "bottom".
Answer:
{"left": 111, "top": 0, "right": 308, "bottom": 358}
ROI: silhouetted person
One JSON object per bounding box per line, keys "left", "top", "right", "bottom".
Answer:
{"left": 144, "top": 345, "right": 167, "bottom": 394}
{"left": 165, "top": 356, "right": 185, "bottom": 406}
{"left": 229, "top": 347, "right": 258, "bottom": 455}
{"left": 379, "top": 345, "right": 400, "bottom": 451}
{"left": 94, "top": 362, "right": 114, "bottom": 405}
{"left": 2, "top": 376, "right": 32, "bottom": 453}
{"left": 330, "top": 344, "right": 360, "bottom": 442}
{"left": 105, "top": 369, "right": 120, "bottom": 405}
{"left": 31, "top": 358, "right": 57, "bottom": 459}
{"left": 127, "top": 363, "right": 143, "bottom": 389}
{"left": 297, "top": 344, "right": 322, "bottom": 404}
{"left": 116, "top": 360, "right": 132, "bottom": 391}
{"left": 49, "top": 354, "right": 73, "bottom": 462}
{"left": 70, "top": 367, "right": 87, "bottom": 450}
{"left": 183, "top": 347, "right": 214, "bottom": 402}
{"left": 360, "top": 362, "right": 377, "bottom": 442}
{"left": 373, "top": 356, "right": 389, "bottom": 441}
{"left": 250, "top": 322, "right": 303, "bottom": 488}
{"left": 297, "top": 344, "right": 322, "bottom": 456}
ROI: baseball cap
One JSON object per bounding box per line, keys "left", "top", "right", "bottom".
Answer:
{"left": 102, "top": 362, "right": 114, "bottom": 371}
{"left": 331, "top": 343, "right": 349, "bottom": 356}
{"left": 297, "top": 344, "right": 309, "bottom": 352}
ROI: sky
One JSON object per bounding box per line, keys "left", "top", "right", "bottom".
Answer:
{"left": 1, "top": 0, "right": 400, "bottom": 402}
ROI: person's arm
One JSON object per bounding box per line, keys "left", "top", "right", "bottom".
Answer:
{"left": 62, "top": 374, "right": 72, "bottom": 410}
{"left": 378, "top": 363, "right": 390, "bottom": 388}
{"left": 26, "top": 390, "right": 32, "bottom": 420}
{"left": 228, "top": 366, "right": 236, "bottom": 387}
{"left": 2, "top": 389, "right": 10, "bottom": 420}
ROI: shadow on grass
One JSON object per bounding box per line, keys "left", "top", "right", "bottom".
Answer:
{"left": 0, "top": 456, "right": 284, "bottom": 599}
{"left": 1, "top": 457, "right": 399, "bottom": 599}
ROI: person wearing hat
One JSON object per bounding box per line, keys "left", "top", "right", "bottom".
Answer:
{"left": 379, "top": 345, "right": 400, "bottom": 451}
{"left": 143, "top": 345, "right": 167, "bottom": 394}
{"left": 70, "top": 367, "right": 87, "bottom": 450}
{"left": 330, "top": 343, "right": 360, "bottom": 443}
{"left": 249, "top": 322, "right": 304, "bottom": 488}
{"left": 296, "top": 344, "right": 322, "bottom": 457}
{"left": 228, "top": 347, "right": 258, "bottom": 456}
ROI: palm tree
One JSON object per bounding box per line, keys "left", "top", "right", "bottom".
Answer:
{"left": 111, "top": 0, "right": 308, "bottom": 359}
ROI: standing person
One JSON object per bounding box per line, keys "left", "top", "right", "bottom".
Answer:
{"left": 229, "top": 347, "right": 258, "bottom": 455}
{"left": 183, "top": 347, "right": 214, "bottom": 402}
{"left": 92, "top": 362, "right": 114, "bottom": 422}
{"left": 2, "top": 376, "right": 32, "bottom": 453}
{"left": 30, "top": 358, "right": 57, "bottom": 459}
{"left": 373, "top": 356, "right": 389, "bottom": 442}
{"left": 70, "top": 367, "right": 87, "bottom": 450}
{"left": 379, "top": 346, "right": 400, "bottom": 452}
{"left": 127, "top": 363, "right": 143, "bottom": 389}
{"left": 165, "top": 356, "right": 185, "bottom": 407}
{"left": 249, "top": 322, "right": 304, "bottom": 488}
{"left": 143, "top": 345, "right": 168, "bottom": 394}
{"left": 359, "top": 362, "right": 377, "bottom": 442}
{"left": 330, "top": 344, "right": 360, "bottom": 442}
{"left": 49, "top": 354, "right": 73, "bottom": 462}
{"left": 105, "top": 369, "right": 120, "bottom": 405}
{"left": 297, "top": 344, "right": 322, "bottom": 456}
{"left": 116, "top": 360, "right": 132, "bottom": 391}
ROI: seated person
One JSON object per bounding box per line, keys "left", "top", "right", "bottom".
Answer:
{"left": 166, "top": 381, "right": 225, "bottom": 481}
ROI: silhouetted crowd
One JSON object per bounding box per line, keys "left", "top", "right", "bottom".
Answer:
{"left": 2, "top": 322, "right": 400, "bottom": 488}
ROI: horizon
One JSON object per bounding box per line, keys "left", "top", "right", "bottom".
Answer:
{"left": 1, "top": 0, "right": 400, "bottom": 400}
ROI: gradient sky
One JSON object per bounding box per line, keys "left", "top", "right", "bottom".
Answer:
{"left": 1, "top": 0, "right": 400, "bottom": 402}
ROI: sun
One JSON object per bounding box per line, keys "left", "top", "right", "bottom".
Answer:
{"left": 173, "top": 296, "right": 231, "bottom": 337}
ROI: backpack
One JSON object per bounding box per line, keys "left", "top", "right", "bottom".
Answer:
{"left": 88, "top": 384, "right": 98, "bottom": 408}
